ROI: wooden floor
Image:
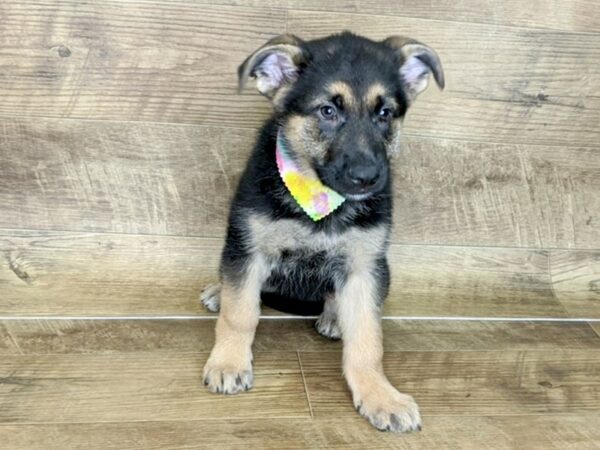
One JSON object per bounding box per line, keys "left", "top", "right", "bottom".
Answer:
{"left": 1, "top": 319, "right": 599, "bottom": 449}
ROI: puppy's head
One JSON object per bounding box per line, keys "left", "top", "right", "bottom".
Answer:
{"left": 239, "top": 32, "right": 444, "bottom": 200}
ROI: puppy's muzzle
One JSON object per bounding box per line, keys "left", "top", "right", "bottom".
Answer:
{"left": 347, "top": 164, "right": 380, "bottom": 189}
{"left": 339, "top": 154, "right": 388, "bottom": 198}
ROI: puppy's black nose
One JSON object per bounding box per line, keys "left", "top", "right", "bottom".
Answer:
{"left": 348, "top": 165, "right": 380, "bottom": 188}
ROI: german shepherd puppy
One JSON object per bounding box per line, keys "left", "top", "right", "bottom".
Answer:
{"left": 201, "top": 32, "right": 444, "bottom": 433}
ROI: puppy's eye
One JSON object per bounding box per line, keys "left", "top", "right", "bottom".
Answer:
{"left": 378, "top": 107, "right": 392, "bottom": 121}
{"left": 320, "top": 105, "right": 337, "bottom": 120}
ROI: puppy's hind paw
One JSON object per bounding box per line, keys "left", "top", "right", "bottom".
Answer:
{"left": 315, "top": 313, "right": 342, "bottom": 340}
{"left": 200, "top": 283, "right": 221, "bottom": 312}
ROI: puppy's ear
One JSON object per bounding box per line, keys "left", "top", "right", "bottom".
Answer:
{"left": 238, "top": 34, "right": 309, "bottom": 99}
{"left": 383, "top": 36, "right": 444, "bottom": 102}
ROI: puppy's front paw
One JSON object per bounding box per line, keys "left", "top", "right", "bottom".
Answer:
{"left": 353, "top": 382, "right": 421, "bottom": 433}
{"left": 202, "top": 349, "right": 253, "bottom": 394}
{"left": 200, "top": 283, "right": 221, "bottom": 312}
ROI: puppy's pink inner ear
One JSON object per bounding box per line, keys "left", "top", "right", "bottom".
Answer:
{"left": 263, "top": 53, "right": 299, "bottom": 83}
{"left": 255, "top": 53, "right": 299, "bottom": 95}
{"left": 400, "top": 55, "right": 430, "bottom": 94}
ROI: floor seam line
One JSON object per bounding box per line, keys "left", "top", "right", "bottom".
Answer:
{"left": 1, "top": 316, "right": 599, "bottom": 322}
{"left": 296, "top": 351, "right": 314, "bottom": 419}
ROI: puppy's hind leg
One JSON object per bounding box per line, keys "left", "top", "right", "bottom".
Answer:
{"left": 200, "top": 283, "right": 221, "bottom": 313}
{"left": 315, "top": 294, "right": 341, "bottom": 340}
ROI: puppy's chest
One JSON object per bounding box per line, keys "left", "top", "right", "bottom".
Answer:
{"left": 252, "top": 221, "right": 349, "bottom": 291}
{"left": 275, "top": 247, "right": 346, "bottom": 283}
{"left": 251, "top": 215, "right": 343, "bottom": 256}
{"left": 255, "top": 225, "right": 348, "bottom": 270}
{"left": 248, "top": 214, "right": 389, "bottom": 267}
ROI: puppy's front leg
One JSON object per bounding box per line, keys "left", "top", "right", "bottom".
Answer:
{"left": 203, "top": 254, "right": 268, "bottom": 394}
{"left": 337, "top": 267, "right": 421, "bottom": 432}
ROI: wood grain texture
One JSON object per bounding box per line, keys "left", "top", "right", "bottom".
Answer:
{"left": 0, "top": 1, "right": 281, "bottom": 126}
{"left": 1, "top": 2, "right": 598, "bottom": 148}
{"left": 2, "top": 319, "right": 598, "bottom": 355}
{"left": 2, "top": 415, "right": 600, "bottom": 450}
{"left": 0, "top": 230, "right": 222, "bottom": 315}
{"left": 385, "top": 244, "right": 563, "bottom": 318}
{"left": 550, "top": 250, "right": 600, "bottom": 317}
{"left": 1, "top": 229, "right": 567, "bottom": 317}
{"left": 0, "top": 117, "right": 253, "bottom": 237}
{"left": 591, "top": 322, "right": 600, "bottom": 338}
{"left": 1, "top": 319, "right": 599, "bottom": 448}
{"left": 287, "top": 10, "right": 600, "bottom": 147}
{"left": 185, "top": 0, "right": 600, "bottom": 33}
{"left": 300, "top": 349, "right": 600, "bottom": 416}
{"left": 0, "top": 323, "right": 20, "bottom": 355}
{"left": 2, "top": 117, "right": 598, "bottom": 248}
{"left": 1, "top": 348, "right": 598, "bottom": 443}
{"left": 288, "top": 0, "right": 600, "bottom": 33}
{"left": 288, "top": 10, "right": 600, "bottom": 99}
{"left": 0, "top": 352, "right": 308, "bottom": 423}
{"left": 393, "top": 137, "right": 600, "bottom": 248}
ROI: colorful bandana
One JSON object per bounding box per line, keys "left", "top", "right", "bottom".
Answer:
{"left": 275, "top": 131, "right": 345, "bottom": 221}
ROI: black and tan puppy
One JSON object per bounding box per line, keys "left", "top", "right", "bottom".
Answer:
{"left": 201, "top": 32, "right": 444, "bottom": 433}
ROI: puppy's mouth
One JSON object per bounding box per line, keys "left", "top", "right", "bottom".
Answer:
{"left": 324, "top": 169, "right": 388, "bottom": 202}
{"left": 316, "top": 171, "right": 386, "bottom": 202}
{"left": 343, "top": 192, "right": 374, "bottom": 201}
{"left": 313, "top": 158, "right": 388, "bottom": 202}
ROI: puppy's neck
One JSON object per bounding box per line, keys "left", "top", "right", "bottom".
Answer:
{"left": 275, "top": 131, "right": 345, "bottom": 221}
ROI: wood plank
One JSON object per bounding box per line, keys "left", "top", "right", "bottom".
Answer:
{"left": 1, "top": 230, "right": 565, "bottom": 317}
{"left": 0, "top": 352, "right": 308, "bottom": 423}
{"left": 0, "top": 230, "right": 222, "bottom": 315}
{"left": 0, "top": 2, "right": 597, "bottom": 147}
{"left": 184, "top": 0, "right": 600, "bottom": 33}
{"left": 282, "top": 0, "right": 600, "bottom": 33}
{"left": 8, "top": 351, "right": 591, "bottom": 442}
{"left": 287, "top": 10, "right": 600, "bottom": 147}
{"left": 2, "top": 117, "right": 598, "bottom": 248}
{"left": 393, "top": 137, "right": 600, "bottom": 248}
{"left": 2, "top": 415, "right": 600, "bottom": 449}
{"left": 300, "top": 350, "right": 600, "bottom": 416}
{"left": 288, "top": 10, "right": 600, "bottom": 100}
{"left": 2, "top": 319, "right": 599, "bottom": 355}
{"left": 0, "top": 1, "right": 282, "bottom": 126}
{"left": 550, "top": 250, "right": 600, "bottom": 317}
{"left": 0, "top": 117, "right": 253, "bottom": 237}
{"left": 385, "top": 244, "right": 563, "bottom": 318}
